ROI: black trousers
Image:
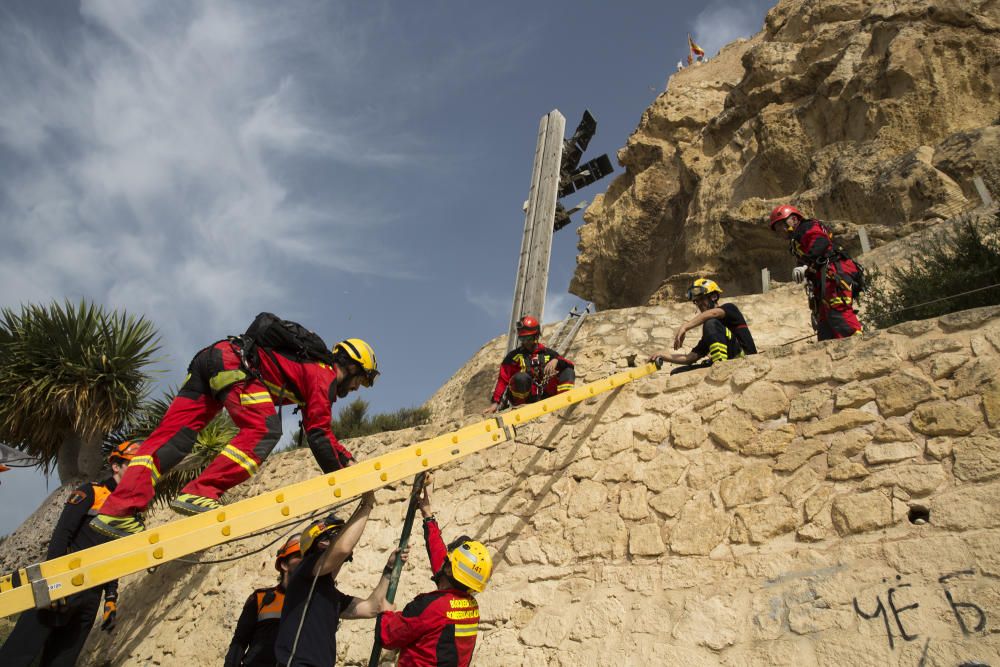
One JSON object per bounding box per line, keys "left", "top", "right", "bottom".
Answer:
{"left": 0, "top": 588, "right": 102, "bottom": 667}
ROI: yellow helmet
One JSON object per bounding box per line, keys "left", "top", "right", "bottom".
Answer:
{"left": 334, "top": 338, "right": 379, "bottom": 387}
{"left": 448, "top": 539, "right": 492, "bottom": 593}
{"left": 686, "top": 278, "right": 722, "bottom": 301}
{"left": 300, "top": 515, "right": 345, "bottom": 554}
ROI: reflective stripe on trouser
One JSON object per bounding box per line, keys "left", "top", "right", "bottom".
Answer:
{"left": 182, "top": 379, "right": 282, "bottom": 500}
{"left": 703, "top": 319, "right": 741, "bottom": 364}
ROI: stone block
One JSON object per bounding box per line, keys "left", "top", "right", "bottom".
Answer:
{"left": 925, "top": 436, "right": 953, "bottom": 460}
{"left": 591, "top": 420, "right": 634, "bottom": 459}
{"left": 834, "top": 382, "right": 875, "bottom": 409}
{"left": 910, "top": 401, "right": 979, "bottom": 436}
{"left": 735, "top": 381, "right": 789, "bottom": 420}
{"left": 930, "top": 482, "right": 1000, "bottom": 531}
{"left": 631, "top": 413, "right": 670, "bottom": 443}
{"left": 801, "top": 408, "right": 876, "bottom": 437}
{"left": 947, "top": 358, "right": 1000, "bottom": 399}
{"left": 788, "top": 605, "right": 853, "bottom": 634}
{"left": 650, "top": 486, "right": 689, "bottom": 518}
{"left": 937, "top": 305, "right": 1000, "bottom": 331}
{"left": 774, "top": 438, "right": 827, "bottom": 473}
{"left": 859, "top": 463, "right": 947, "bottom": 496}
{"left": 927, "top": 352, "right": 967, "bottom": 380}
{"left": 640, "top": 450, "right": 687, "bottom": 492}
{"left": 953, "top": 434, "right": 1000, "bottom": 482}
{"left": 768, "top": 356, "right": 833, "bottom": 384}
{"left": 670, "top": 410, "right": 706, "bottom": 450}
{"left": 730, "top": 356, "right": 771, "bottom": 387}
{"left": 804, "top": 486, "right": 834, "bottom": 520}
{"left": 828, "top": 462, "right": 869, "bottom": 480}
{"left": 567, "top": 513, "right": 628, "bottom": 558}
{"left": 672, "top": 595, "right": 743, "bottom": 650}
{"left": 742, "top": 425, "right": 796, "bottom": 457}
{"left": 871, "top": 369, "right": 940, "bottom": 416}
{"left": 708, "top": 407, "right": 757, "bottom": 451}
{"left": 780, "top": 466, "right": 821, "bottom": 505}
{"left": 520, "top": 610, "right": 571, "bottom": 648}
{"left": 568, "top": 480, "right": 608, "bottom": 518}
{"left": 883, "top": 535, "right": 974, "bottom": 576}
{"left": 686, "top": 452, "right": 742, "bottom": 490}
{"left": 788, "top": 387, "right": 831, "bottom": 421}
{"left": 720, "top": 462, "right": 775, "bottom": 508}
{"left": 831, "top": 491, "right": 893, "bottom": 535}
{"left": 872, "top": 421, "right": 913, "bottom": 443}
{"left": 828, "top": 430, "right": 872, "bottom": 466}
{"left": 670, "top": 494, "right": 729, "bottom": 555}
{"left": 983, "top": 378, "right": 1000, "bottom": 428}
{"left": 618, "top": 485, "right": 650, "bottom": 520}
{"left": 628, "top": 523, "right": 666, "bottom": 556}
{"left": 731, "top": 503, "right": 798, "bottom": 544}
{"left": 908, "top": 336, "right": 964, "bottom": 360}
{"left": 864, "top": 441, "right": 921, "bottom": 465}
{"left": 887, "top": 319, "right": 934, "bottom": 336}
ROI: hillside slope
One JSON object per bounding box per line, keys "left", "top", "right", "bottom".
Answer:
{"left": 60, "top": 297, "right": 1000, "bottom": 666}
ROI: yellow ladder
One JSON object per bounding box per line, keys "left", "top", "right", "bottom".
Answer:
{"left": 0, "top": 363, "right": 658, "bottom": 618}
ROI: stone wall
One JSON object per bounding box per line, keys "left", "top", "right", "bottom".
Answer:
{"left": 74, "top": 304, "right": 1000, "bottom": 666}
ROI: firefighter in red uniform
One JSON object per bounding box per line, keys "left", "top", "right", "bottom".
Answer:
{"left": 770, "top": 205, "right": 864, "bottom": 341}
{"left": 91, "top": 331, "right": 379, "bottom": 539}
{"left": 484, "top": 315, "right": 574, "bottom": 413}
{"left": 376, "top": 478, "right": 493, "bottom": 667}
{"left": 0, "top": 441, "right": 139, "bottom": 667}
{"left": 224, "top": 535, "right": 302, "bottom": 667}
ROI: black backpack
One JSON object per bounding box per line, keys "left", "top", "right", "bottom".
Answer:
{"left": 242, "top": 312, "right": 336, "bottom": 366}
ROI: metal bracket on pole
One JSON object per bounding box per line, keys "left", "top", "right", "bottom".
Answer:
{"left": 761, "top": 268, "right": 771, "bottom": 294}
{"left": 973, "top": 176, "right": 994, "bottom": 207}
{"left": 857, "top": 226, "right": 871, "bottom": 255}
{"left": 27, "top": 564, "right": 50, "bottom": 609}
{"left": 495, "top": 415, "right": 515, "bottom": 443}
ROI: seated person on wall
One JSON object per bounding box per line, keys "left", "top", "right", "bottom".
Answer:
{"left": 0, "top": 441, "right": 139, "bottom": 667}
{"left": 484, "top": 315, "right": 575, "bottom": 413}
{"left": 769, "top": 204, "right": 864, "bottom": 341}
{"left": 224, "top": 535, "right": 302, "bottom": 667}
{"left": 650, "top": 278, "right": 753, "bottom": 374}
{"left": 375, "top": 476, "right": 492, "bottom": 667}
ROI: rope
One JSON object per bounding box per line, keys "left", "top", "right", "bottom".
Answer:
{"left": 778, "top": 280, "right": 1000, "bottom": 347}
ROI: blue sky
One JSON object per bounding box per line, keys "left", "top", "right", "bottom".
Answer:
{"left": 0, "top": 0, "right": 773, "bottom": 535}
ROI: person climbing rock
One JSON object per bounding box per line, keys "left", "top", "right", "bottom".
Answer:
{"left": 650, "top": 278, "right": 753, "bottom": 374}
{"left": 769, "top": 204, "right": 864, "bottom": 341}
{"left": 91, "top": 313, "right": 379, "bottom": 539}
{"left": 484, "top": 315, "right": 574, "bottom": 413}
{"left": 0, "top": 441, "right": 139, "bottom": 667}
{"left": 376, "top": 477, "right": 492, "bottom": 667}
{"left": 224, "top": 535, "right": 303, "bottom": 667}
{"left": 274, "top": 492, "right": 403, "bottom": 667}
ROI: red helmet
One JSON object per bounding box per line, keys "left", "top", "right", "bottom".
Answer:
{"left": 769, "top": 204, "right": 804, "bottom": 230}
{"left": 108, "top": 440, "right": 141, "bottom": 465}
{"left": 275, "top": 535, "right": 302, "bottom": 571}
{"left": 516, "top": 315, "right": 540, "bottom": 337}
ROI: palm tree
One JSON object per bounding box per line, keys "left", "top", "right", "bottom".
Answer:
{"left": 0, "top": 300, "right": 160, "bottom": 483}
{"left": 107, "top": 394, "right": 238, "bottom": 505}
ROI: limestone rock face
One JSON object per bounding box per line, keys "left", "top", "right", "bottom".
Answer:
{"left": 571, "top": 0, "right": 1000, "bottom": 307}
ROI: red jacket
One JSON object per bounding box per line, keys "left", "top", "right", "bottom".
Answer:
{"left": 377, "top": 519, "right": 479, "bottom": 667}
{"left": 491, "top": 343, "right": 573, "bottom": 404}
{"left": 254, "top": 349, "right": 352, "bottom": 471}
{"left": 789, "top": 218, "right": 834, "bottom": 266}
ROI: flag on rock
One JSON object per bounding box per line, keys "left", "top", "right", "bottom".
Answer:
{"left": 688, "top": 34, "right": 705, "bottom": 59}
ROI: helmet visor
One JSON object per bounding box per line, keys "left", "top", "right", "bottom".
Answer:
{"left": 686, "top": 285, "right": 711, "bottom": 301}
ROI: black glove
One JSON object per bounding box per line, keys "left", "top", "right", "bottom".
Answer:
{"left": 101, "top": 595, "right": 117, "bottom": 632}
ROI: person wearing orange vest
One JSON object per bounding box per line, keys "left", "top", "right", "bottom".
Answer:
{"left": 0, "top": 441, "right": 139, "bottom": 667}
{"left": 224, "top": 536, "right": 303, "bottom": 667}
{"left": 485, "top": 315, "right": 574, "bottom": 413}
{"left": 376, "top": 478, "right": 493, "bottom": 667}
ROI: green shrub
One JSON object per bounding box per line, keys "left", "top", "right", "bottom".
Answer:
{"left": 863, "top": 212, "right": 1000, "bottom": 329}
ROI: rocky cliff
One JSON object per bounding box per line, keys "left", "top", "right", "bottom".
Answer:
{"left": 571, "top": 0, "right": 1000, "bottom": 307}
{"left": 48, "top": 301, "right": 998, "bottom": 666}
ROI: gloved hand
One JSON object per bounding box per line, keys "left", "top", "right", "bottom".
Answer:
{"left": 100, "top": 595, "right": 117, "bottom": 632}
{"left": 792, "top": 266, "right": 807, "bottom": 284}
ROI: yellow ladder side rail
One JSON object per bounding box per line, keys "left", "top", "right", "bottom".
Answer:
{"left": 0, "top": 363, "right": 658, "bottom": 618}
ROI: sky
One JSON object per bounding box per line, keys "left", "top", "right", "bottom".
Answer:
{"left": 0, "top": 0, "right": 774, "bottom": 535}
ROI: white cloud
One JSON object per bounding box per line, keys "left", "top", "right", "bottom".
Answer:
{"left": 0, "top": 1, "right": 418, "bottom": 370}
{"left": 691, "top": 0, "right": 770, "bottom": 57}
